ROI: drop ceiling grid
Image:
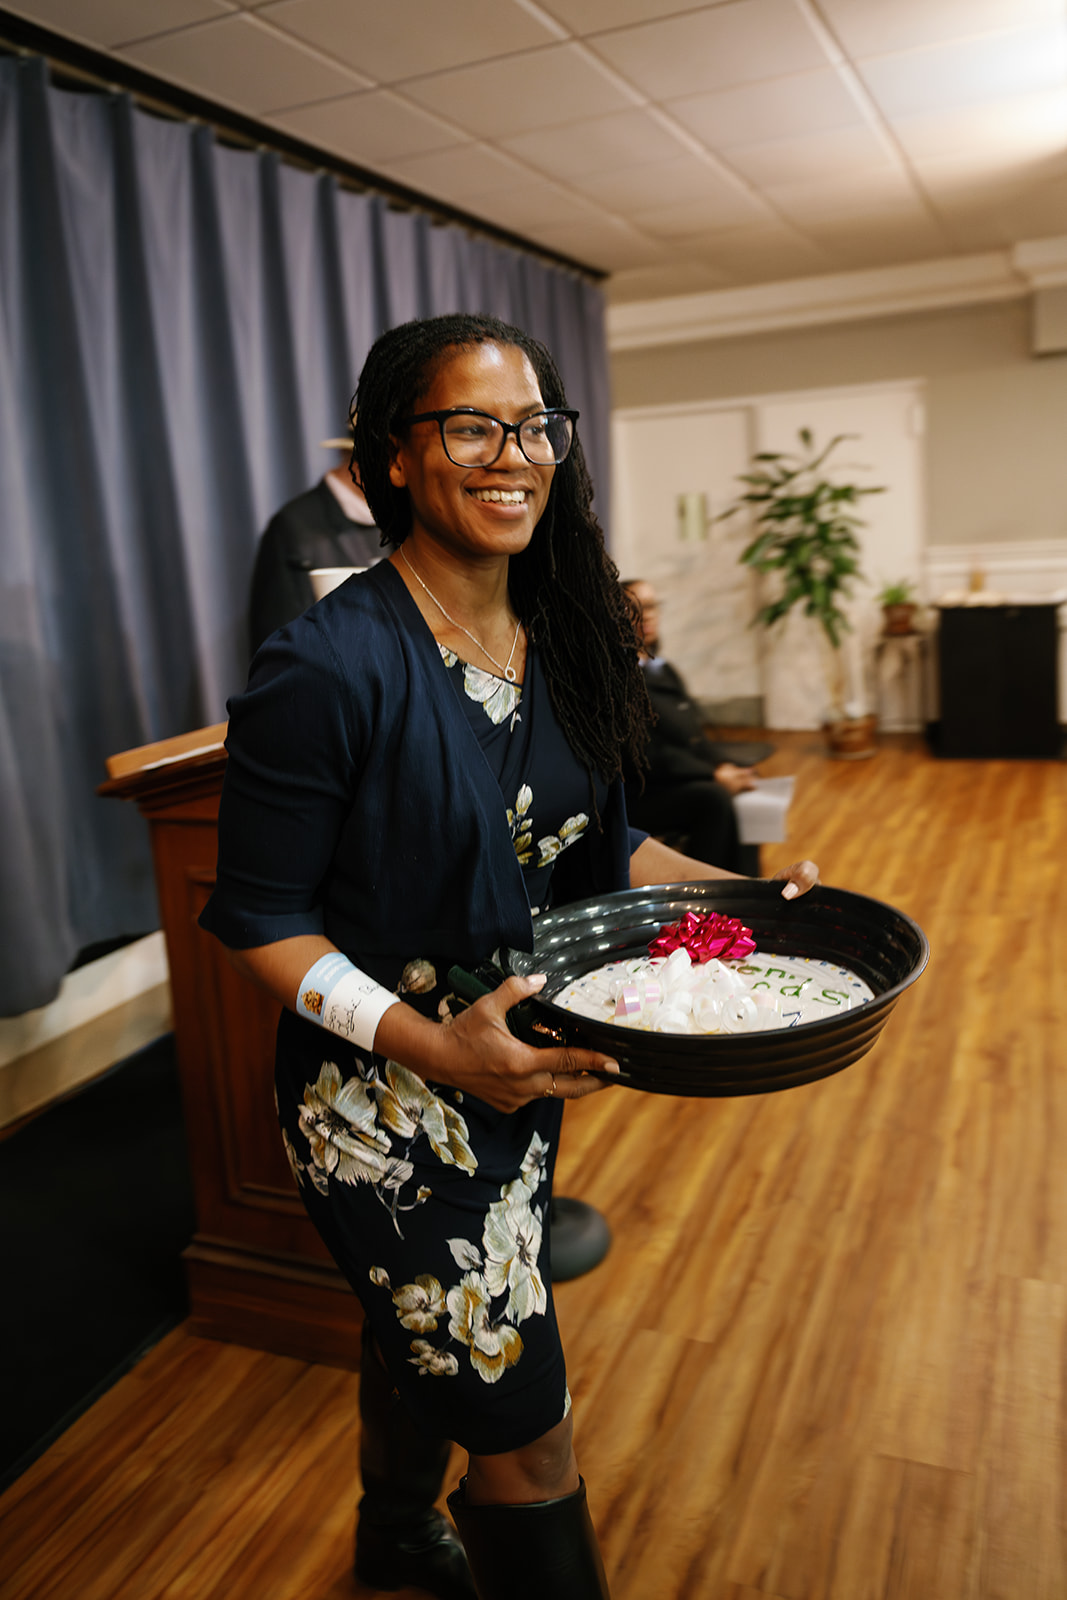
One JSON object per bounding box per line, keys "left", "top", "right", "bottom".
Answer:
{"left": 2, "top": 0, "right": 1064, "bottom": 295}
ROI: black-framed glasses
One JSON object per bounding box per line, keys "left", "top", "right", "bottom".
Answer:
{"left": 396, "top": 407, "right": 578, "bottom": 467}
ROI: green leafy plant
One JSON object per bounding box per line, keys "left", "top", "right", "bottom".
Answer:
{"left": 721, "top": 428, "right": 884, "bottom": 652}
{"left": 877, "top": 578, "right": 917, "bottom": 607}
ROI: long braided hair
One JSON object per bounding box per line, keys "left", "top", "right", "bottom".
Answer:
{"left": 351, "top": 313, "right": 651, "bottom": 788}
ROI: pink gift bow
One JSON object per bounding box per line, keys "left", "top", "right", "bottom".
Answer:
{"left": 648, "top": 910, "right": 757, "bottom": 963}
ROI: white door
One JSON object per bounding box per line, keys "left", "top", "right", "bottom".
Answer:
{"left": 611, "top": 404, "right": 762, "bottom": 707}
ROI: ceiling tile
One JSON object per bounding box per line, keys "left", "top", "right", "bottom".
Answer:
{"left": 629, "top": 184, "right": 771, "bottom": 236}
{"left": 376, "top": 143, "right": 529, "bottom": 204}
{"left": 813, "top": 231, "right": 958, "bottom": 272}
{"left": 723, "top": 125, "right": 894, "bottom": 188}
{"left": 667, "top": 68, "right": 866, "bottom": 150}
{"left": 589, "top": 0, "right": 828, "bottom": 101}
{"left": 683, "top": 220, "right": 833, "bottom": 278}
{"left": 120, "top": 13, "right": 367, "bottom": 112}
{"left": 399, "top": 43, "right": 635, "bottom": 137}
{"left": 760, "top": 168, "right": 923, "bottom": 224}
{"left": 569, "top": 154, "right": 749, "bottom": 211}
{"left": 799, "top": 210, "right": 952, "bottom": 266}
{"left": 858, "top": 22, "right": 1067, "bottom": 120}
{"left": 256, "top": 0, "right": 559, "bottom": 84}
{"left": 818, "top": 0, "right": 1064, "bottom": 60}
{"left": 605, "top": 258, "right": 737, "bottom": 304}
{"left": 891, "top": 90, "right": 1067, "bottom": 164}
{"left": 268, "top": 89, "right": 464, "bottom": 163}
{"left": 519, "top": 217, "right": 667, "bottom": 271}
{"left": 985, "top": 171, "right": 1067, "bottom": 236}
{"left": 913, "top": 142, "right": 1067, "bottom": 199}
{"left": 931, "top": 166, "right": 1067, "bottom": 248}
{"left": 500, "top": 108, "right": 687, "bottom": 180}
{"left": 0, "top": 0, "right": 232, "bottom": 46}
{"left": 538, "top": 0, "right": 730, "bottom": 30}
{"left": 461, "top": 178, "right": 604, "bottom": 231}
{"left": 938, "top": 212, "right": 1019, "bottom": 251}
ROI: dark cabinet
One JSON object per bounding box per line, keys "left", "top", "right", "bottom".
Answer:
{"left": 935, "top": 603, "right": 1062, "bottom": 758}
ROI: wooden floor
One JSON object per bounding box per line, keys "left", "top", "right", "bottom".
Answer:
{"left": 3, "top": 731, "right": 1066, "bottom": 1600}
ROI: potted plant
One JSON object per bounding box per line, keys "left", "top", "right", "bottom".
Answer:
{"left": 878, "top": 578, "right": 919, "bottom": 636}
{"left": 720, "top": 428, "right": 885, "bottom": 757}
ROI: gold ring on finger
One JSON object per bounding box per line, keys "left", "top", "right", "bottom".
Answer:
{"left": 543, "top": 1074, "right": 556, "bottom": 1098}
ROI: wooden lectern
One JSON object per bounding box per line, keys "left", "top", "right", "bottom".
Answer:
{"left": 100, "top": 725, "right": 362, "bottom": 1368}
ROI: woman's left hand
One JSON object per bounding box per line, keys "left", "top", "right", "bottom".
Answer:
{"left": 770, "top": 859, "right": 820, "bottom": 899}
{"left": 629, "top": 836, "right": 820, "bottom": 897}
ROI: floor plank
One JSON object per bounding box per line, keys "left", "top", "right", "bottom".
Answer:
{"left": 3, "top": 732, "right": 1066, "bottom": 1599}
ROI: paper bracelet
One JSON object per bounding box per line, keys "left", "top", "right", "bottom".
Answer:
{"left": 296, "top": 952, "right": 400, "bottom": 1053}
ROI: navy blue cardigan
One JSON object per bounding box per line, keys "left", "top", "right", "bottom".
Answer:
{"left": 200, "top": 560, "right": 643, "bottom": 987}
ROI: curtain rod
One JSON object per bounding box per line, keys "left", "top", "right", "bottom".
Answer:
{"left": 0, "top": 7, "right": 606, "bottom": 284}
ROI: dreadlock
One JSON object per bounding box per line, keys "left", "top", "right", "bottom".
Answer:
{"left": 351, "top": 313, "right": 651, "bottom": 788}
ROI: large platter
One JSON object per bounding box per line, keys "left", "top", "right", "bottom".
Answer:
{"left": 500, "top": 881, "right": 928, "bottom": 1097}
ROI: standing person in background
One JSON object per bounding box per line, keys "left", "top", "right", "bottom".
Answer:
{"left": 623, "top": 578, "right": 763, "bottom": 874}
{"left": 248, "top": 433, "right": 383, "bottom": 654}
{"left": 200, "top": 314, "right": 818, "bottom": 1600}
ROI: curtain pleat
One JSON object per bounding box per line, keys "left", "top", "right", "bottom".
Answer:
{"left": 0, "top": 53, "right": 612, "bottom": 1016}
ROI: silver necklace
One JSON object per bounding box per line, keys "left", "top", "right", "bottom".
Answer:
{"left": 400, "top": 547, "right": 522, "bottom": 683}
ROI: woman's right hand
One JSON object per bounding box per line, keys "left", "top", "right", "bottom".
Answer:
{"left": 379, "top": 974, "right": 620, "bottom": 1114}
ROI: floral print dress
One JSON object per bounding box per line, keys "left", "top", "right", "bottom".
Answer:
{"left": 273, "top": 641, "right": 600, "bottom": 1457}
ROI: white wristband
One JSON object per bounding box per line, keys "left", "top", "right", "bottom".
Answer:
{"left": 296, "top": 952, "right": 400, "bottom": 1053}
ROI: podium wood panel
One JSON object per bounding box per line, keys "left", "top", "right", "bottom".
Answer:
{"left": 100, "top": 735, "right": 362, "bottom": 1369}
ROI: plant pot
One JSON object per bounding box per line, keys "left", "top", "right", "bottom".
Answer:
{"left": 822, "top": 712, "right": 878, "bottom": 760}
{"left": 882, "top": 602, "right": 917, "bottom": 635}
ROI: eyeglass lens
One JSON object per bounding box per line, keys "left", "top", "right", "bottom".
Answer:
{"left": 441, "top": 412, "right": 573, "bottom": 466}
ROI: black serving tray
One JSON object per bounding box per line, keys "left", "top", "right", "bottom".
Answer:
{"left": 499, "top": 881, "right": 928, "bottom": 1098}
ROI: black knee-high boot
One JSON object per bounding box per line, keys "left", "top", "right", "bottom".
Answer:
{"left": 447, "top": 1476, "right": 611, "bottom": 1599}
{"left": 354, "top": 1321, "right": 477, "bottom": 1599}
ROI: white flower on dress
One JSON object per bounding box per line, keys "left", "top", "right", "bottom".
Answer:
{"left": 299, "top": 1062, "right": 393, "bottom": 1186}
{"left": 537, "top": 813, "right": 589, "bottom": 866}
{"left": 507, "top": 784, "right": 534, "bottom": 863}
{"left": 391, "top": 1274, "right": 448, "bottom": 1332}
{"left": 482, "top": 1178, "right": 546, "bottom": 1325}
{"left": 377, "top": 1061, "right": 477, "bottom": 1175}
{"left": 520, "top": 1132, "right": 549, "bottom": 1190}
{"left": 409, "top": 1339, "right": 460, "bottom": 1377}
{"left": 447, "top": 1237, "right": 484, "bottom": 1272}
{"left": 463, "top": 663, "right": 521, "bottom": 727}
{"left": 368, "top": 1139, "right": 555, "bottom": 1385}
{"left": 447, "top": 1272, "right": 524, "bottom": 1384}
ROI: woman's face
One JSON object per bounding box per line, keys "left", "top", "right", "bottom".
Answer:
{"left": 387, "top": 341, "right": 555, "bottom": 563}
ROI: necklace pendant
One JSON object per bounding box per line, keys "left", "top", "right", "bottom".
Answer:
{"left": 504, "top": 666, "right": 517, "bottom": 683}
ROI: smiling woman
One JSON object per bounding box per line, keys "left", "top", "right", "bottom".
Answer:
{"left": 196, "top": 312, "right": 819, "bottom": 1600}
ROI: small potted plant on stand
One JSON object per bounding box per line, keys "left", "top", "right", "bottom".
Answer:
{"left": 878, "top": 579, "right": 919, "bottom": 636}
{"left": 720, "top": 428, "right": 885, "bottom": 758}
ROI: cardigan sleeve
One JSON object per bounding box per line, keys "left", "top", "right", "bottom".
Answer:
{"left": 198, "top": 612, "right": 370, "bottom": 950}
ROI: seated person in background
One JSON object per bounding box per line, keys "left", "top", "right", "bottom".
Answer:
{"left": 623, "top": 578, "right": 758, "bottom": 873}
{"left": 248, "top": 434, "right": 383, "bottom": 653}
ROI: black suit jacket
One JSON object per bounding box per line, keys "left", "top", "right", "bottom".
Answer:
{"left": 636, "top": 659, "right": 733, "bottom": 790}
{"left": 248, "top": 479, "right": 383, "bottom": 654}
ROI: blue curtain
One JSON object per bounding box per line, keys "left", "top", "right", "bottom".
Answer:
{"left": 0, "top": 54, "right": 612, "bottom": 1016}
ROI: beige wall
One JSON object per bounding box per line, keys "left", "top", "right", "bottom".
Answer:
{"left": 610, "top": 301, "right": 1067, "bottom": 548}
